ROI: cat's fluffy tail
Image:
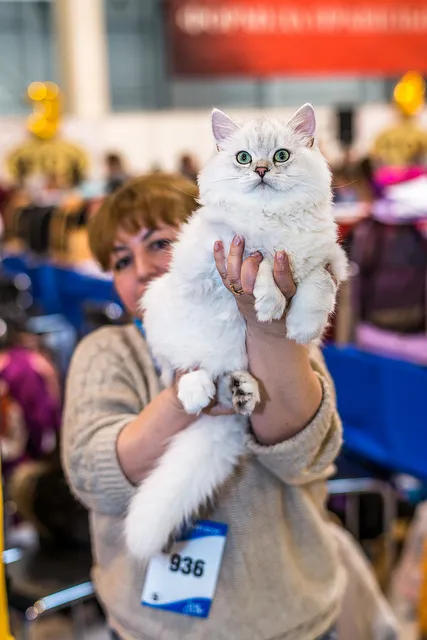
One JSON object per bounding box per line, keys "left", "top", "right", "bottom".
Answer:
{"left": 125, "top": 414, "right": 246, "bottom": 560}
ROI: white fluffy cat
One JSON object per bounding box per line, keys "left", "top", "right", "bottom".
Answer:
{"left": 125, "top": 103, "right": 348, "bottom": 559}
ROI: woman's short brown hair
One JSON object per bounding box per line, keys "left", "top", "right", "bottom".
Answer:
{"left": 89, "top": 173, "right": 198, "bottom": 270}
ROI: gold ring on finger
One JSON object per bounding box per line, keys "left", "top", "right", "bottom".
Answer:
{"left": 230, "top": 283, "right": 244, "bottom": 296}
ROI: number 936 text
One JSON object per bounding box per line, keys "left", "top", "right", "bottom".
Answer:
{"left": 169, "top": 554, "right": 205, "bottom": 578}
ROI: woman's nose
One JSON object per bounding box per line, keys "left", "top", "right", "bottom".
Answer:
{"left": 134, "top": 251, "right": 153, "bottom": 279}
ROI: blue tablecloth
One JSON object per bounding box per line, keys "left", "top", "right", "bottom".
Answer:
{"left": 323, "top": 344, "right": 427, "bottom": 481}
{"left": 1, "top": 253, "right": 121, "bottom": 331}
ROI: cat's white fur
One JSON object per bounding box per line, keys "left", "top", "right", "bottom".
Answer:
{"left": 125, "top": 104, "right": 348, "bottom": 559}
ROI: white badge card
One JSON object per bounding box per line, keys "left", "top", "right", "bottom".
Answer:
{"left": 141, "top": 520, "right": 227, "bottom": 618}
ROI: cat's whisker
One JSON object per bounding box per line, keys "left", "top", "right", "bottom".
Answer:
{"left": 334, "top": 180, "right": 358, "bottom": 189}
{"left": 210, "top": 177, "right": 241, "bottom": 184}
{"left": 171, "top": 185, "right": 199, "bottom": 198}
{"left": 278, "top": 177, "right": 324, "bottom": 193}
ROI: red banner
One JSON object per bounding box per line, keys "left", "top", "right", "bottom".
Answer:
{"left": 168, "top": 0, "right": 427, "bottom": 76}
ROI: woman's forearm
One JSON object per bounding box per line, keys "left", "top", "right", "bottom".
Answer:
{"left": 116, "top": 387, "right": 196, "bottom": 484}
{"left": 247, "top": 328, "right": 322, "bottom": 446}
{"left": 117, "top": 330, "right": 322, "bottom": 481}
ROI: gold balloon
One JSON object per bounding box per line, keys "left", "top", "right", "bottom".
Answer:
{"left": 45, "top": 81, "right": 60, "bottom": 100}
{"left": 27, "top": 81, "right": 61, "bottom": 140}
{"left": 371, "top": 71, "right": 427, "bottom": 165}
{"left": 393, "top": 71, "right": 425, "bottom": 117}
{"left": 6, "top": 81, "right": 89, "bottom": 183}
{"left": 27, "top": 81, "right": 47, "bottom": 102}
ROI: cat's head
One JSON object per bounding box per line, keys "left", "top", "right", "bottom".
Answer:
{"left": 198, "top": 104, "right": 331, "bottom": 213}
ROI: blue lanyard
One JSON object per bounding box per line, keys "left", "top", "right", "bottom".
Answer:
{"left": 133, "top": 318, "right": 146, "bottom": 339}
{"left": 133, "top": 319, "right": 162, "bottom": 376}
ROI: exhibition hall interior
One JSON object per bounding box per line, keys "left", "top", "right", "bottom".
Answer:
{"left": 0, "top": 1, "right": 427, "bottom": 639}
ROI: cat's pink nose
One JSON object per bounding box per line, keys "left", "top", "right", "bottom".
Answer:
{"left": 254, "top": 166, "right": 269, "bottom": 178}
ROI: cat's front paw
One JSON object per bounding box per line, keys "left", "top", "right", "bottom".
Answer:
{"left": 177, "top": 370, "right": 216, "bottom": 414}
{"left": 229, "top": 371, "right": 260, "bottom": 416}
{"left": 285, "top": 308, "right": 328, "bottom": 344}
{"left": 253, "top": 280, "right": 287, "bottom": 323}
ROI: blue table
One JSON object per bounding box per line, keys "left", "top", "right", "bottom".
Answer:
{"left": 323, "top": 344, "right": 427, "bottom": 481}
{"left": 1, "top": 253, "right": 122, "bottom": 332}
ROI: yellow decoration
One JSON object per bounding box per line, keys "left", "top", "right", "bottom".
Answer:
{"left": 371, "top": 71, "right": 427, "bottom": 166}
{"left": 6, "top": 137, "right": 89, "bottom": 184}
{"left": 27, "top": 81, "right": 61, "bottom": 141}
{"left": 5, "top": 81, "right": 89, "bottom": 182}
{"left": 0, "top": 456, "right": 15, "bottom": 640}
{"left": 28, "top": 81, "right": 47, "bottom": 102}
{"left": 393, "top": 71, "right": 426, "bottom": 118}
{"left": 372, "top": 119, "right": 427, "bottom": 166}
{"left": 44, "top": 82, "right": 59, "bottom": 101}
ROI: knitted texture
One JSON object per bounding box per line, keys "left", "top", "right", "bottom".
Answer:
{"left": 62, "top": 324, "right": 345, "bottom": 640}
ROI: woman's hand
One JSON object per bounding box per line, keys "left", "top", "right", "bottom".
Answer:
{"left": 213, "top": 235, "right": 327, "bottom": 444}
{"left": 213, "top": 235, "right": 296, "bottom": 337}
{"left": 214, "top": 235, "right": 337, "bottom": 338}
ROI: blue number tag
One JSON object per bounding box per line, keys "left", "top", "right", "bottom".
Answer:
{"left": 141, "top": 520, "right": 227, "bottom": 618}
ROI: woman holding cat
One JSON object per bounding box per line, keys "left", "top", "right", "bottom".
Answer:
{"left": 62, "top": 172, "right": 343, "bottom": 640}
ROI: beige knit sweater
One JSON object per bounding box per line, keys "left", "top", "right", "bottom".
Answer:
{"left": 62, "top": 324, "right": 346, "bottom": 640}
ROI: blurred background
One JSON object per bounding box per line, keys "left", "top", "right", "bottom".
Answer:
{"left": 0, "top": 1, "right": 427, "bottom": 639}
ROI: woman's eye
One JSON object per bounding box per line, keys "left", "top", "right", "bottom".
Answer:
{"left": 150, "top": 239, "right": 172, "bottom": 252}
{"left": 113, "top": 255, "right": 132, "bottom": 272}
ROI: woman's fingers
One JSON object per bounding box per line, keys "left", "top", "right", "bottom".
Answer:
{"left": 226, "top": 235, "right": 245, "bottom": 293}
{"left": 273, "top": 251, "right": 296, "bottom": 300}
{"left": 213, "top": 241, "right": 229, "bottom": 286}
{"left": 214, "top": 237, "right": 279, "bottom": 299}
{"left": 204, "top": 403, "right": 235, "bottom": 417}
{"left": 214, "top": 236, "right": 246, "bottom": 295}
{"left": 241, "top": 252, "right": 263, "bottom": 294}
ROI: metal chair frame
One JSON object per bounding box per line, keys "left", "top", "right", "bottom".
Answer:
{"left": 3, "top": 547, "right": 95, "bottom": 640}
{"left": 327, "top": 477, "right": 398, "bottom": 584}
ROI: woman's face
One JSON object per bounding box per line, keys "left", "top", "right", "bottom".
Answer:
{"left": 110, "top": 223, "right": 178, "bottom": 317}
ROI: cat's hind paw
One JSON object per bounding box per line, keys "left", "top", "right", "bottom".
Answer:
{"left": 177, "top": 370, "right": 216, "bottom": 414}
{"left": 229, "top": 371, "right": 260, "bottom": 416}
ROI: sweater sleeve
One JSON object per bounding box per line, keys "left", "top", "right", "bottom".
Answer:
{"left": 246, "top": 347, "right": 342, "bottom": 486}
{"left": 61, "top": 328, "right": 147, "bottom": 517}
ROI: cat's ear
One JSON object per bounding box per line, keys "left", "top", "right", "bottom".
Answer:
{"left": 211, "top": 108, "right": 240, "bottom": 147}
{"left": 287, "top": 103, "right": 316, "bottom": 141}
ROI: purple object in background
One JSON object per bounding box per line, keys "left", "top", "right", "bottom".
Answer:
{"left": 0, "top": 346, "right": 61, "bottom": 475}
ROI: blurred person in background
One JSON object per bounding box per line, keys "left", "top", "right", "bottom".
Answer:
{"left": 353, "top": 156, "right": 378, "bottom": 201}
{"left": 332, "top": 165, "right": 359, "bottom": 204}
{"left": 178, "top": 152, "right": 199, "bottom": 182}
{"left": 8, "top": 441, "right": 90, "bottom": 552}
{"left": 0, "top": 319, "right": 61, "bottom": 482}
{"left": 0, "top": 316, "right": 89, "bottom": 551}
{"left": 62, "top": 173, "right": 343, "bottom": 640}
{"left": 105, "top": 152, "right": 129, "bottom": 195}
{"left": 332, "top": 153, "right": 377, "bottom": 207}
{"left": 0, "top": 378, "right": 26, "bottom": 475}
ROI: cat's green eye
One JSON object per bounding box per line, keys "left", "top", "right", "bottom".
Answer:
{"left": 273, "top": 149, "right": 290, "bottom": 163}
{"left": 236, "top": 151, "right": 252, "bottom": 165}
